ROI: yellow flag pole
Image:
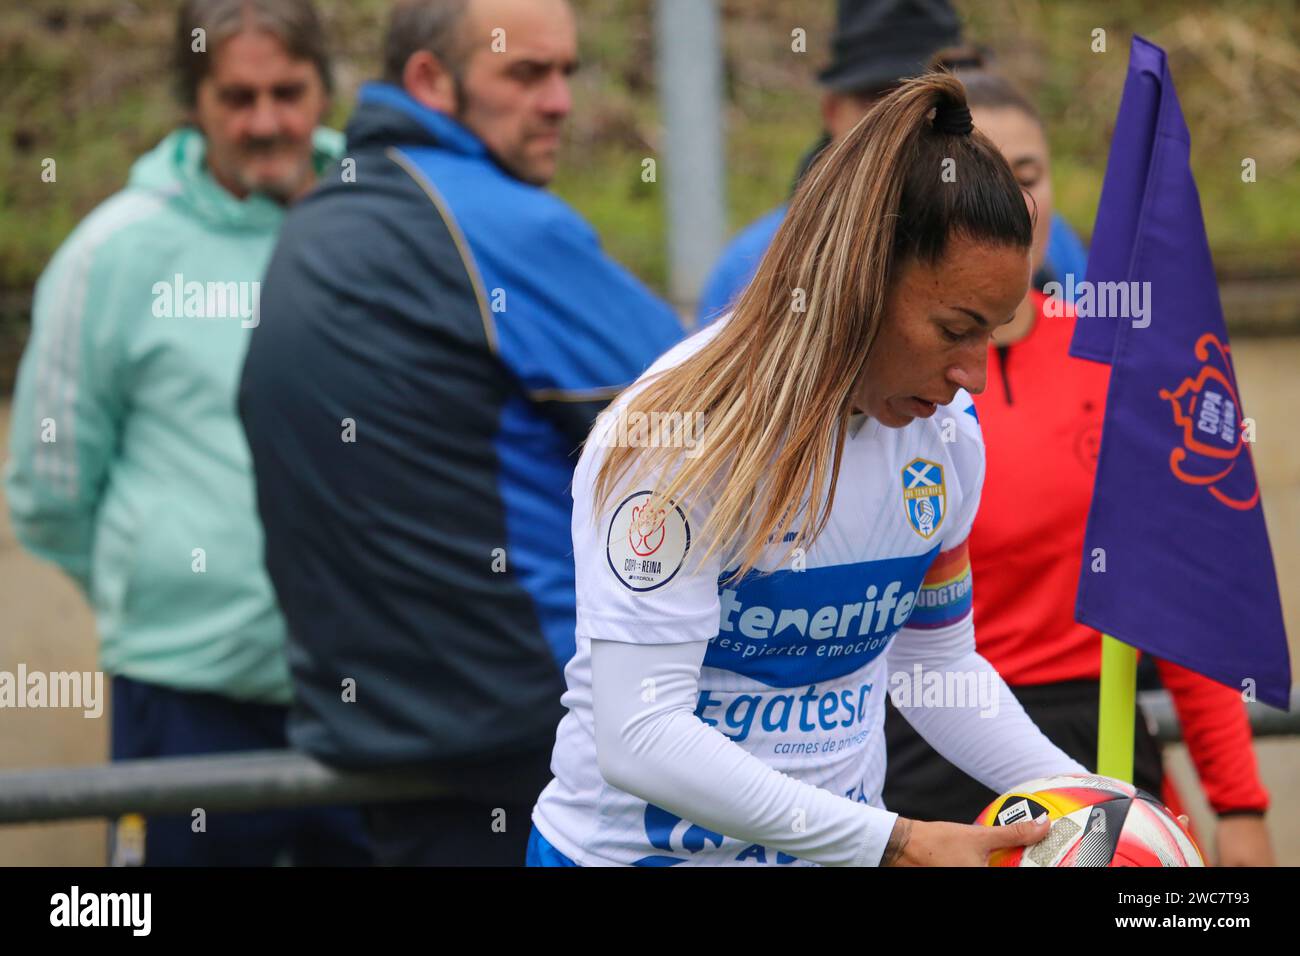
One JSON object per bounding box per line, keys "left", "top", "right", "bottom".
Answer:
{"left": 1096, "top": 633, "right": 1138, "bottom": 782}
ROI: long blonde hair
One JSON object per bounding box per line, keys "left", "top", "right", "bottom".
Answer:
{"left": 595, "top": 73, "right": 1032, "bottom": 579}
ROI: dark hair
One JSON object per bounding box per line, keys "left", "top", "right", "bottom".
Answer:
{"left": 174, "top": 0, "right": 333, "bottom": 108}
{"left": 883, "top": 73, "right": 1036, "bottom": 264}
{"left": 382, "top": 0, "right": 474, "bottom": 85}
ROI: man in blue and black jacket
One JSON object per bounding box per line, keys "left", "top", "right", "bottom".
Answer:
{"left": 238, "top": 0, "right": 683, "bottom": 865}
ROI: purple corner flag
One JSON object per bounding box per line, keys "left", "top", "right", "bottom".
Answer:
{"left": 1069, "top": 36, "right": 1291, "bottom": 710}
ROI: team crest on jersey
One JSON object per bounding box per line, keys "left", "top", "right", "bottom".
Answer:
{"left": 901, "top": 458, "right": 945, "bottom": 539}
{"left": 606, "top": 491, "right": 691, "bottom": 591}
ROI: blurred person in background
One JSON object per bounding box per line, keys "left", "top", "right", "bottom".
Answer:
{"left": 880, "top": 65, "right": 1275, "bottom": 866}
{"left": 698, "top": 0, "right": 1090, "bottom": 324}
{"left": 4, "top": 0, "right": 370, "bottom": 865}
{"left": 238, "top": 0, "right": 683, "bottom": 866}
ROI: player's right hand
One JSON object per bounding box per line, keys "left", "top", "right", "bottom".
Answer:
{"left": 883, "top": 815, "right": 1052, "bottom": 866}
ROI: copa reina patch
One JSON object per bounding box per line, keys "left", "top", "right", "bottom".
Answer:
{"left": 606, "top": 490, "right": 691, "bottom": 591}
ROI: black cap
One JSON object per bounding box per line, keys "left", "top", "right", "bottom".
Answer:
{"left": 818, "top": 0, "right": 963, "bottom": 93}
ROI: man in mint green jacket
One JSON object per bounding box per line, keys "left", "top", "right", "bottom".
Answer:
{"left": 5, "top": 0, "right": 368, "bottom": 866}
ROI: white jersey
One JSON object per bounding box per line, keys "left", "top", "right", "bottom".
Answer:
{"left": 533, "top": 319, "right": 990, "bottom": 866}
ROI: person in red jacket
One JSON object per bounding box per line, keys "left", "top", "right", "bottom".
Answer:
{"left": 881, "top": 66, "right": 1275, "bottom": 866}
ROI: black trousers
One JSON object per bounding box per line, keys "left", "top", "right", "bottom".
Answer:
{"left": 882, "top": 678, "right": 1164, "bottom": 824}
{"left": 364, "top": 743, "right": 555, "bottom": 866}
{"left": 110, "top": 676, "right": 372, "bottom": 867}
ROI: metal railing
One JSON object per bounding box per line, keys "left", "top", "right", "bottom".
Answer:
{"left": 0, "top": 689, "right": 1295, "bottom": 824}
{"left": 1140, "top": 688, "right": 1300, "bottom": 743}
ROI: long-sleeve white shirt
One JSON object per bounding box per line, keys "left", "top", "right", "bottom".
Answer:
{"left": 532, "top": 321, "right": 1085, "bottom": 866}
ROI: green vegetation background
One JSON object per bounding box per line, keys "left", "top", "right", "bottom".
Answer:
{"left": 2, "top": 0, "right": 1297, "bottom": 316}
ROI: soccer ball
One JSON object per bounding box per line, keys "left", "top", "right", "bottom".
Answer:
{"left": 975, "top": 773, "right": 1205, "bottom": 867}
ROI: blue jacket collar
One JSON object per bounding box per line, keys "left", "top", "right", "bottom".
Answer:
{"left": 353, "top": 82, "right": 488, "bottom": 158}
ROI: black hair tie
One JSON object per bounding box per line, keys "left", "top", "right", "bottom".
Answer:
{"left": 934, "top": 102, "right": 974, "bottom": 136}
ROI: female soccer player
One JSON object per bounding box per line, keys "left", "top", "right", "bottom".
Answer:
{"left": 881, "top": 65, "right": 1275, "bottom": 866}
{"left": 528, "top": 73, "right": 1089, "bottom": 867}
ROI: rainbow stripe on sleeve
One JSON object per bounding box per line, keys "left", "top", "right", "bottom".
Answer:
{"left": 904, "top": 539, "right": 973, "bottom": 630}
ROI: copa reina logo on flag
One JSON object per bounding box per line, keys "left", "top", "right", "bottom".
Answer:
{"left": 1157, "top": 332, "right": 1258, "bottom": 510}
